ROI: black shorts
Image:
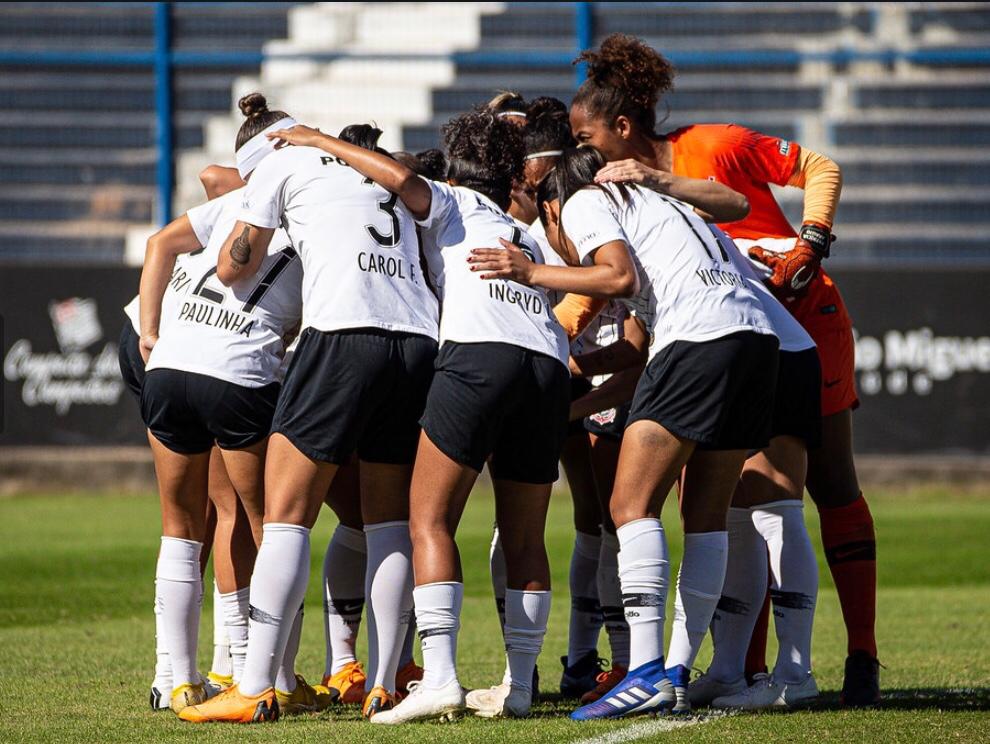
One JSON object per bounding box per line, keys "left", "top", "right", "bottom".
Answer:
{"left": 771, "top": 347, "right": 822, "bottom": 448}
{"left": 272, "top": 327, "right": 437, "bottom": 465}
{"left": 421, "top": 342, "right": 570, "bottom": 484}
{"left": 584, "top": 401, "right": 631, "bottom": 442}
{"left": 568, "top": 376, "right": 594, "bottom": 437}
{"left": 118, "top": 321, "right": 145, "bottom": 400}
{"left": 141, "top": 369, "right": 279, "bottom": 454}
{"left": 627, "top": 331, "right": 779, "bottom": 451}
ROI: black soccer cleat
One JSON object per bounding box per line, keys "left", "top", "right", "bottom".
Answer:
{"left": 559, "top": 651, "right": 608, "bottom": 698}
{"left": 841, "top": 650, "right": 881, "bottom": 707}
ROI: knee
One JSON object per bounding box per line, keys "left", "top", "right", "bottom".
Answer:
{"left": 610, "top": 498, "right": 646, "bottom": 529}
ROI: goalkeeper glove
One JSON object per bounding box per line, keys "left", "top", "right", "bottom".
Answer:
{"left": 748, "top": 222, "right": 832, "bottom": 298}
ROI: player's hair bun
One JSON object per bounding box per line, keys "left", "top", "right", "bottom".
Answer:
{"left": 415, "top": 148, "right": 448, "bottom": 181}
{"left": 238, "top": 92, "right": 270, "bottom": 119}
{"left": 524, "top": 97, "right": 575, "bottom": 154}
{"left": 526, "top": 96, "right": 568, "bottom": 122}
{"left": 573, "top": 34, "right": 675, "bottom": 133}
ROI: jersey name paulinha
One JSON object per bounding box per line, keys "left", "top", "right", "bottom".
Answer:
{"left": 122, "top": 194, "right": 227, "bottom": 335}
{"left": 237, "top": 146, "right": 439, "bottom": 340}
{"left": 417, "top": 181, "right": 568, "bottom": 366}
{"left": 146, "top": 188, "right": 304, "bottom": 387}
{"left": 562, "top": 184, "right": 776, "bottom": 360}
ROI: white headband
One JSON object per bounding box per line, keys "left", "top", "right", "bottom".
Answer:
{"left": 236, "top": 117, "right": 298, "bottom": 178}
{"left": 524, "top": 150, "right": 564, "bottom": 161}
{"left": 496, "top": 110, "right": 527, "bottom": 119}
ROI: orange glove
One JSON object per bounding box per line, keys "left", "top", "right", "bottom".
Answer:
{"left": 748, "top": 222, "right": 831, "bottom": 298}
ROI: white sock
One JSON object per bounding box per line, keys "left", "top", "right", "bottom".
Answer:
{"left": 504, "top": 589, "right": 552, "bottom": 695}
{"left": 708, "top": 508, "right": 768, "bottom": 683}
{"left": 567, "top": 531, "right": 603, "bottom": 665}
{"left": 616, "top": 518, "right": 668, "bottom": 670}
{"left": 666, "top": 531, "right": 729, "bottom": 672}
{"left": 220, "top": 587, "right": 250, "bottom": 683}
{"left": 275, "top": 603, "right": 303, "bottom": 693}
{"left": 239, "top": 523, "right": 311, "bottom": 696}
{"left": 152, "top": 580, "right": 172, "bottom": 691}
{"left": 490, "top": 525, "right": 507, "bottom": 633}
{"left": 211, "top": 580, "right": 233, "bottom": 679}
{"left": 365, "top": 521, "right": 414, "bottom": 692}
{"left": 399, "top": 616, "right": 417, "bottom": 668}
{"left": 598, "top": 530, "right": 630, "bottom": 667}
{"left": 156, "top": 537, "right": 203, "bottom": 687}
{"left": 323, "top": 524, "right": 366, "bottom": 676}
{"left": 414, "top": 582, "right": 462, "bottom": 690}
{"left": 752, "top": 500, "right": 818, "bottom": 683}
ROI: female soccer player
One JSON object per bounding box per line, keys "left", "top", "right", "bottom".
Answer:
{"left": 270, "top": 109, "right": 571, "bottom": 723}
{"left": 178, "top": 95, "right": 439, "bottom": 724}
{"left": 137, "top": 93, "right": 307, "bottom": 716}
{"left": 569, "top": 33, "right": 878, "bottom": 706}
{"left": 470, "top": 146, "right": 780, "bottom": 720}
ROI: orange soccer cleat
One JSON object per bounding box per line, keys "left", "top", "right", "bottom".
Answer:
{"left": 395, "top": 660, "right": 425, "bottom": 696}
{"left": 362, "top": 685, "right": 396, "bottom": 720}
{"left": 178, "top": 684, "right": 279, "bottom": 724}
{"left": 580, "top": 665, "right": 628, "bottom": 704}
{"left": 322, "top": 661, "right": 367, "bottom": 705}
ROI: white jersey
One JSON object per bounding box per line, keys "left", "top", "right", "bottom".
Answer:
{"left": 147, "top": 188, "right": 303, "bottom": 387}
{"left": 238, "top": 146, "right": 439, "bottom": 340}
{"left": 418, "top": 181, "right": 568, "bottom": 365}
{"left": 710, "top": 227, "right": 814, "bottom": 354}
{"left": 123, "top": 195, "right": 229, "bottom": 333}
{"left": 562, "top": 185, "right": 776, "bottom": 360}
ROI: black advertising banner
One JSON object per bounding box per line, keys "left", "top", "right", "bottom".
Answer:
{"left": 0, "top": 266, "right": 987, "bottom": 453}
{"left": 831, "top": 267, "right": 990, "bottom": 455}
{"left": 0, "top": 266, "right": 146, "bottom": 446}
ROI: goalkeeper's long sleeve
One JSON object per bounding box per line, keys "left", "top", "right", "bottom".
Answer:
{"left": 787, "top": 147, "right": 843, "bottom": 229}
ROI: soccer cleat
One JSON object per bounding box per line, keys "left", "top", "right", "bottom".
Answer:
{"left": 169, "top": 681, "right": 211, "bottom": 714}
{"left": 178, "top": 684, "right": 279, "bottom": 723}
{"left": 559, "top": 651, "right": 607, "bottom": 698}
{"left": 150, "top": 685, "right": 172, "bottom": 711}
{"left": 207, "top": 671, "right": 234, "bottom": 691}
{"left": 362, "top": 685, "right": 396, "bottom": 720}
{"left": 580, "top": 664, "right": 627, "bottom": 704}
{"left": 687, "top": 670, "right": 747, "bottom": 708}
{"left": 570, "top": 658, "right": 674, "bottom": 721}
{"left": 395, "top": 660, "right": 425, "bottom": 696}
{"left": 323, "top": 660, "right": 367, "bottom": 705}
{"left": 465, "top": 682, "right": 531, "bottom": 718}
{"left": 665, "top": 665, "right": 692, "bottom": 714}
{"left": 712, "top": 672, "right": 819, "bottom": 710}
{"left": 276, "top": 674, "right": 330, "bottom": 715}
{"left": 841, "top": 651, "right": 881, "bottom": 707}
{"left": 369, "top": 680, "right": 465, "bottom": 724}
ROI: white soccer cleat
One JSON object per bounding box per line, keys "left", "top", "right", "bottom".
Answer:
{"left": 465, "top": 682, "right": 531, "bottom": 718}
{"left": 712, "top": 672, "right": 819, "bottom": 710}
{"left": 688, "top": 671, "right": 748, "bottom": 708}
{"left": 368, "top": 680, "right": 465, "bottom": 724}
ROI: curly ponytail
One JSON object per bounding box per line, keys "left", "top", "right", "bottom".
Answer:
{"left": 572, "top": 33, "right": 675, "bottom": 134}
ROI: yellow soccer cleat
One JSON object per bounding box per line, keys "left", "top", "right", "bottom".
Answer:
{"left": 179, "top": 684, "right": 279, "bottom": 723}
{"left": 207, "top": 671, "right": 234, "bottom": 691}
{"left": 322, "top": 661, "right": 367, "bottom": 705}
{"left": 395, "top": 660, "right": 424, "bottom": 696}
{"left": 276, "top": 674, "right": 331, "bottom": 715}
{"left": 170, "top": 681, "right": 210, "bottom": 714}
{"left": 362, "top": 685, "right": 396, "bottom": 720}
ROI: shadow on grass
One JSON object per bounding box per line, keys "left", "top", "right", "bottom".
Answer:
{"left": 807, "top": 687, "right": 990, "bottom": 712}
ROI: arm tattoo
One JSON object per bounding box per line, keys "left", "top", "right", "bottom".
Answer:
{"left": 229, "top": 226, "right": 251, "bottom": 268}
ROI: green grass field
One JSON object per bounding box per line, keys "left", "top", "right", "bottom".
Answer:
{"left": 1, "top": 485, "right": 988, "bottom": 743}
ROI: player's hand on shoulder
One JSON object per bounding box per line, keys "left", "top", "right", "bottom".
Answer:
{"left": 266, "top": 124, "right": 324, "bottom": 149}
{"left": 595, "top": 159, "right": 669, "bottom": 192}
{"left": 468, "top": 238, "right": 536, "bottom": 284}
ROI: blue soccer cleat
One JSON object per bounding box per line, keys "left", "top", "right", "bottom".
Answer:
{"left": 570, "top": 657, "right": 674, "bottom": 721}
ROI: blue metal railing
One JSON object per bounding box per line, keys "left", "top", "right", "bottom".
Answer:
{"left": 4, "top": 1, "right": 990, "bottom": 226}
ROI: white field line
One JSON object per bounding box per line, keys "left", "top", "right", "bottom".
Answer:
{"left": 569, "top": 711, "right": 734, "bottom": 744}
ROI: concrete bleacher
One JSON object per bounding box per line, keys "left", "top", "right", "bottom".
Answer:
{"left": 2, "top": 2, "right": 990, "bottom": 264}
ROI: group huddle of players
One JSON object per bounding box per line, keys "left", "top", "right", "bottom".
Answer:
{"left": 120, "top": 33, "right": 881, "bottom": 725}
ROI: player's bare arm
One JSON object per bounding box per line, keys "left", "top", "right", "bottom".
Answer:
{"left": 569, "top": 366, "right": 644, "bottom": 422}
{"left": 216, "top": 220, "right": 274, "bottom": 285}
{"left": 569, "top": 313, "right": 648, "bottom": 377}
{"left": 267, "top": 124, "right": 434, "bottom": 220}
{"left": 199, "top": 164, "right": 244, "bottom": 199}
{"left": 138, "top": 214, "right": 205, "bottom": 362}
{"left": 469, "top": 238, "right": 637, "bottom": 299}
{"left": 594, "top": 159, "right": 749, "bottom": 222}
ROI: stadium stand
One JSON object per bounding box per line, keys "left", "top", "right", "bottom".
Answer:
{"left": 2, "top": 2, "right": 990, "bottom": 264}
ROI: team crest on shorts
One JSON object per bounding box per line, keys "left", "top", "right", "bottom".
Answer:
{"left": 590, "top": 408, "right": 617, "bottom": 426}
